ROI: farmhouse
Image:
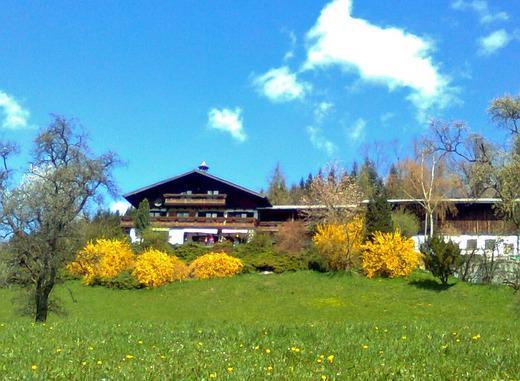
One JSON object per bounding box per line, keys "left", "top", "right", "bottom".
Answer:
{"left": 122, "top": 163, "right": 519, "bottom": 255}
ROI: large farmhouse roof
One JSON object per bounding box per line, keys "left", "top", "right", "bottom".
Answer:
{"left": 123, "top": 169, "right": 269, "bottom": 206}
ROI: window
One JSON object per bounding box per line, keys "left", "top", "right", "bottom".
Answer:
{"left": 177, "top": 212, "right": 190, "bottom": 218}
{"left": 504, "top": 243, "right": 514, "bottom": 255}
{"left": 484, "top": 239, "right": 496, "bottom": 251}
{"left": 206, "top": 212, "right": 217, "bottom": 218}
{"left": 213, "top": 190, "right": 219, "bottom": 195}
{"left": 186, "top": 190, "right": 192, "bottom": 195}
{"left": 150, "top": 210, "right": 166, "bottom": 217}
{"left": 466, "top": 239, "right": 478, "bottom": 250}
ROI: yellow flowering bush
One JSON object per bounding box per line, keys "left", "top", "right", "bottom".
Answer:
{"left": 362, "top": 231, "right": 421, "bottom": 278}
{"left": 312, "top": 216, "right": 364, "bottom": 271}
{"left": 189, "top": 252, "right": 243, "bottom": 279}
{"left": 132, "top": 249, "right": 188, "bottom": 287}
{"left": 67, "top": 239, "right": 135, "bottom": 284}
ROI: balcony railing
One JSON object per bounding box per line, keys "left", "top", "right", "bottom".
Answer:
{"left": 163, "top": 193, "right": 227, "bottom": 206}
{"left": 121, "top": 215, "right": 255, "bottom": 228}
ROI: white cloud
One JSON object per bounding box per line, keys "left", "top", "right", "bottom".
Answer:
{"left": 303, "top": 0, "right": 454, "bottom": 120}
{"left": 307, "top": 125, "right": 337, "bottom": 156}
{"left": 253, "top": 66, "right": 311, "bottom": 102}
{"left": 451, "top": 0, "right": 509, "bottom": 24}
{"left": 478, "top": 29, "right": 512, "bottom": 55}
{"left": 207, "top": 107, "right": 246, "bottom": 142}
{"left": 283, "top": 30, "right": 297, "bottom": 61}
{"left": 313, "top": 101, "right": 334, "bottom": 122}
{"left": 380, "top": 112, "right": 396, "bottom": 125}
{"left": 346, "top": 118, "right": 366, "bottom": 142}
{"left": 0, "top": 91, "right": 30, "bottom": 129}
{"left": 110, "top": 200, "right": 131, "bottom": 215}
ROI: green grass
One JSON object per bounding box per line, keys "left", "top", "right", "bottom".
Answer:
{"left": 0, "top": 271, "right": 519, "bottom": 380}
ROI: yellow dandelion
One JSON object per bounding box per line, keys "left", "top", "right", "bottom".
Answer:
{"left": 321, "top": 376, "right": 327, "bottom": 381}
{"left": 209, "top": 372, "right": 217, "bottom": 379}
{"left": 472, "top": 334, "right": 481, "bottom": 341}
{"left": 160, "top": 355, "right": 166, "bottom": 359}
{"left": 265, "top": 348, "right": 271, "bottom": 354}
{"left": 317, "top": 358, "right": 323, "bottom": 364}
{"left": 254, "top": 345, "right": 259, "bottom": 350}
{"left": 126, "top": 354, "right": 134, "bottom": 360}
{"left": 362, "top": 344, "right": 368, "bottom": 349}
{"left": 267, "top": 365, "right": 273, "bottom": 371}
{"left": 327, "top": 355, "right": 334, "bottom": 364}
{"left": 88, "top": 346, "right": 94, "bottom": 351}
{"left": 56, "top": 348, "right": 62, "bottom": 353}
{"left": 198, "top": 342, "right": 203, "bottom": 346}
{"left": 81, "top": 361, "right": 87, "bottom": 366}
{"left": 138, "top": 340, "right": 143, "bottom": 345}
{"left": 227, "top": 367, "right": 234, "bottom": 373}
{"left": 31, "top": 365, "right": 37, "bottom": 371}
{"left": 401, "top": 336, "right": 407, "bottom": 340}
{"left": 97, "top": 360, "right": 102, "bottom": 365}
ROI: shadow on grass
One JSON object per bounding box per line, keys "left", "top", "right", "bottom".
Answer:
{"left": 408, "top": 279, "right": 455, "bottom": 292}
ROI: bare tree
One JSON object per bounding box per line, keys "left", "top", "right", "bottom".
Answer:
{"left": 488, "top": 94, "right": 520, "bottom": 135}
{"left": 301, "top": 162, "right": 364, "bottom": 224}
{"left": 0, "top": 116, "right": 118, "bottom": 322}
{"left": 430, "top": 95, "right": 520, "bottom": 232}
{"left": 398, "top": 136, "right": 459, "bottom": 238}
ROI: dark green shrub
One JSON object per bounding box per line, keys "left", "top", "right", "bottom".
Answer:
{"left": 421, "top": 236, "right": 461, "bottom": 285}
{"left": 303, "top": 246, "right": 329, "bottom": 272}
{"left": 233, "top": 234, "right": 307, "bottom": 273}
{"left": 134, "top": 228, "right": 174, "bottom": 254}
{"left": 391, "top": 210, "right": 420, "bottom": 237}
{"left": 169, "top": 242, "right": 212, "bottom": 262}
{"left": 90, "top": 271, "right": 142, "bottom": 290}
{"left": 0, "top": 260, "right": 9, "bottom": 288}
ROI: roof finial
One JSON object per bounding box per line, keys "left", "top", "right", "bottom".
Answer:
{"left": 198, "top": 160, "right": 209, "bottom": 172}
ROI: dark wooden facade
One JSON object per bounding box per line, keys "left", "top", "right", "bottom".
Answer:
{"left": 123, "top": 169, "right": 516, "bottom": 243}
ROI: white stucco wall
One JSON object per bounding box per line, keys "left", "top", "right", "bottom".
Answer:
{"left": 412, "top": 234, "right": 519, "bottom": 256}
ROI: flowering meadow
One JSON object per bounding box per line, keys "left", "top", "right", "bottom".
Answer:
{"left": 0, "top": 271, "right": 519, "bottom": 380}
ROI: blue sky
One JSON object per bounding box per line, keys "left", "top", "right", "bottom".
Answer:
{"left": 0, "top": 0, "right": 518, "bottom": 212}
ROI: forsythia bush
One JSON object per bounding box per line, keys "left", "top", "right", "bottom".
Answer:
{"left": 132, "top": 249, "right": 188, "bottom": 287}
{"left": 189, "top": 252, "right": 243, "bottom": 279}
{"left": 67, "top": 239, "right": 135, "bottom": 285}
{"left": 362, "top": 231, "right": 421, "bottom": 278}
{"left": 312, "top": 216, "right": 364, "bottom": 271}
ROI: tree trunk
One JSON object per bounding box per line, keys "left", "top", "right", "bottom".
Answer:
{"left": 34, "top": 268, "right": 55, "bottom": 323}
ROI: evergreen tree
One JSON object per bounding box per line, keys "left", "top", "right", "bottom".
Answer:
{"left": 134, "top": 199, "right": 150, "bottom": 232}
{"left": 350, "top": 161, "right": 359, "bottom": 178}
{"left": 357, "top": 158, "right": 379, "bottom": 199}
{"left": 267, "top": 163, "right": 291, "bottom": 205}
{"left": 365, "top": 181, "right": 393, "bottom": 240}
{"left": 386, "top": 163, "right": 403, "bottom": 198}
{"left": 304, "top": 173, "right": 313, "bottom": 191}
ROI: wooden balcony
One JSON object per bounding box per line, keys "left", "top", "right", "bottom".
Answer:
{"left": 121, "top": 216, "right": 256, "bottom": 229}
{"left": 163, "top": 193, "right": 226, "bottom": 207}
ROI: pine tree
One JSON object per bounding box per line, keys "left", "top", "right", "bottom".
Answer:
{"left": 357, "top": 158, "right": 379, "bottom": 199}
{"left": 134, "top": 199, "right": 150, "bottom": 232}
{"left": 350, "top": 161, "right": 358, "bottom": 178}
{"left": 267, "top": 163, "right": 291, "bottom": 205}
{"left": 365, "top": 182, "right": 393, "bottom": 240}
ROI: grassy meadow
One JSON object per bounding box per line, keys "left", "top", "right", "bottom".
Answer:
{"left": 0, "top": 271, "right": 519, "bottom": 380}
